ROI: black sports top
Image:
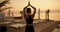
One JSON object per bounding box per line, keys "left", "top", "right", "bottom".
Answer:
{"left": 26, "top": 15, "right": 33, "bottom": 24}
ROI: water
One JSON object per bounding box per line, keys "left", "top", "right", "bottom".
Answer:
{"left": 34, "top": 12, "right": 60, "bottom": 21}
{"left": 11, "top": 12, "right": 60, "bottom": 21}
{"left": 5, "top": 10, "right": 60, "bottom": 21}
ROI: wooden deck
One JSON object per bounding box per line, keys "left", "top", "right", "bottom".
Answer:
{"left": 0, "top": 20, "right": 60, "bottom": 32}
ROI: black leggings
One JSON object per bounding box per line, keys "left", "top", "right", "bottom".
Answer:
{"left": 25, "top": 25, "right": 34, "bottom": 32}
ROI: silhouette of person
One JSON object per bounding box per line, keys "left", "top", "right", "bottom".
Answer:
{"left": 45, "top": 9, "right": 50, "bottom": 21}
{"left": 23, "top": 1, "right": 36, "bottom": 32}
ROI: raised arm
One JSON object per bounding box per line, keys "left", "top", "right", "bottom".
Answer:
{"left": 30, "top": 5, "right": 36, "bottom": 18}
{"left": 23, "top": 6, "right": 28, "bottom": 18}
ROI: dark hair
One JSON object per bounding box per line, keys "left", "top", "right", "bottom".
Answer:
{"left": 26, "top": 8, "right": 31, "bottom": 13}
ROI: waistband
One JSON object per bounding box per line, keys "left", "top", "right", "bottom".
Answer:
{"left": 26, "top": 24, "right": 33, "bottom": 26}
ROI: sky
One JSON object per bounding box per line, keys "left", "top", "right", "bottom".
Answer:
{"left": 0, "top": 0, "right": 60, "bottom": 11}
{"left": 9, "top": 0, "right": 60, "bottom": 11}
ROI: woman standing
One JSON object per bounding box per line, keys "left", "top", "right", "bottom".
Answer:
{"left": 23, "top": 2, "right": 36, "bottom": 32}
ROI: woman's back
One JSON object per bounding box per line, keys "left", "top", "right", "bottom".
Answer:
{"left": 25, "top": 15, "right": 34, "bottom": 32}
{"left": 26, "top": 15, "right": 33, "bottom": 24}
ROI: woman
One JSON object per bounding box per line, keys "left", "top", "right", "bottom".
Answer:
{"left": 23, "top": 3, "right": 36, "bottom": 32}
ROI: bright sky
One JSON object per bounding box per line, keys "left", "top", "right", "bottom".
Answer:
{"left": 9, "top": 0, "right": 60, "bottom": 11}
{"left": 0, "top": 0, "right": 60, "bottom": 11}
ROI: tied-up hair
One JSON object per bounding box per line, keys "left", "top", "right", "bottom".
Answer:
{"left": 26, "top": 8, "right": 31, "bottom": 13}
